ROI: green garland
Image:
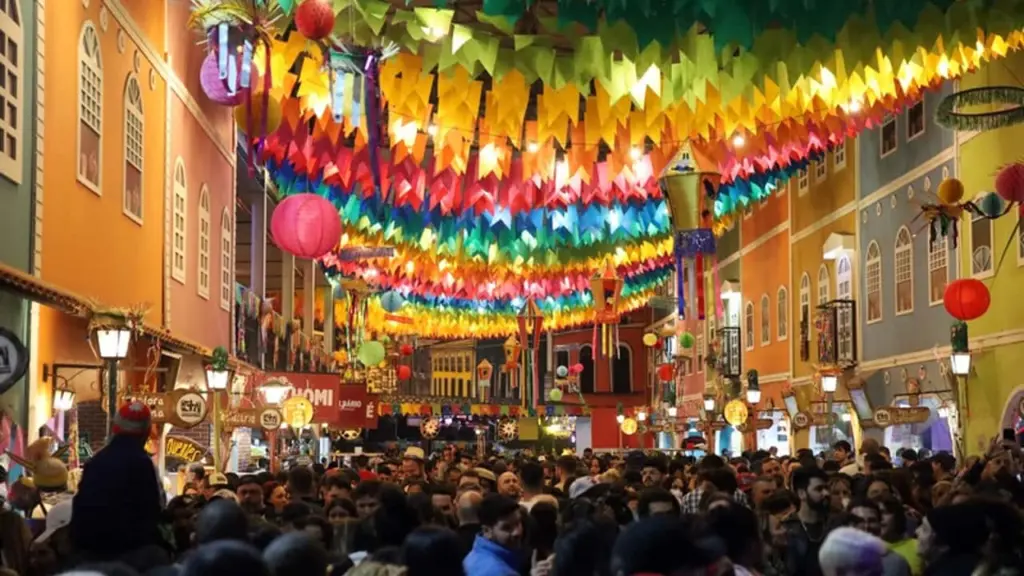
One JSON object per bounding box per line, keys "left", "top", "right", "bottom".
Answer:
{"left": 210, "top": 346, "right": 230, "bottom": 371}
{"left": 935, "top": 86, "right": 1024, "bottom": 132}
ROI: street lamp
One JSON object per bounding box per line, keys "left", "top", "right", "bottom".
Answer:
{"left": 94, "top": 326, "right": 133, "bottom": 439}
{"left": 746, "top": 387, "right": 761, "bottom": 405}
{"left": 703, "top": 395, "right": 716, "bottom": 412}
{"left": 259, "top": 379, "right": 292, "bottom": 406}
{"left": 950, "top": 352, "right": 971, "bottom": 376}
{"left": 667, "top": 406, "right": 678, "bottom": 418}
{"left": 53, "top": 385, "right": 76, "bottom": 412}
{"left": 204, "top": 347, "right": 234, "bottom": 470}
{"left": 821, "top": 374, "right": 838, "bottom": 394}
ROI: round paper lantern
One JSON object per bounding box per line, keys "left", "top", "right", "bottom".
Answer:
{"left": 555, "top": 365, "right": 569, "bottom": 378}
{"left": 642, "top": 333, "right": 658, "bottom": 347}
{"left": 199, "top": 52, "right": 244, "bottom": 106}
{"left": 657, "top": 363, "right": 674, "bottom": 382}
{"left": 270, "top": 193, "right": 342, "bottom": 259}
{"left": 548, "top": 388, "right": 563, "bottom": 402}
{"left": 397, "top": 365, "right": 412, "bottom": 380}
{"left": 357, "top": 341, "right": 386, "bottom": 366}
{"left": 570, "top": 363, "right": 584, "bottom": 375}
{"left": 979, "top": 191, "right": 1007, "bottom": 218}
{"left": 236, "top": 90, "right": 283, "bottom": 137}
{"left": 937, "top": 178, "right": 965, "bottom": 205}
{"left": 295, "top": 0, "right": 336, "bottom": 40}
{"left": 380, "top": 291, "right": 406, "bottom": 313}
{"left": 679, "top": 332, "right": 696, "bottom": 349}
{"left": 996, "top": 163, "right": 1024, "bottom": 204}
{"left": 943, "top": 279, "right": 991, "bottom": 321}
{"left": 399, "top": 343, "right": 414, "bottom": 357}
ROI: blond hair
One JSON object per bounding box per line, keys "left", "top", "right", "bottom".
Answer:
{"left": 344, "top": 562, "right": 408, "bottom": 576}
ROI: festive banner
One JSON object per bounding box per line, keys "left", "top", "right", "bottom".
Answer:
{"left": 262, "top": 372, "right": 342, "bottom": 425}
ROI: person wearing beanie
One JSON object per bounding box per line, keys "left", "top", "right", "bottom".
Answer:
{"left": 819, "top": 527, "right": 888, "bottom": 576}
{"left": 71, "top": 401, "right": 167, "bottom": 562}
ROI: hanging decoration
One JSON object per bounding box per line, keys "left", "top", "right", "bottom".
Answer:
{"left": 419, "top": 417, "right": 441, "bottom": 439}
{"left": 943, "top": 279, "right": 991, "bottom": 321}
{"left": 642, "top": 333, "right": 658, "bottom": 347}
{"left": 293, "top": 0, "right": 334, "bottom": 41}
{"left": 497, "top": 418, "right": 519, "bottom": 441}
{"left": 590, "top": 260, "right": 624, "bottom": 359}
{"left": 379, "top": 291, "right": 406, "bottom": 314}
{"left": 476, "top": 359, "right": 493, "bottom": 392}
{"left": 269, "top": 193, "right": 342, "bottom": 259}
{"left": 516, "top": 301, "right": 544, "bottom": 410}
{"left": 935, "top": 86, "right": 1024, "bottom": 132}
{"left": 396, "top": 365, "right": 412, "bottom": 381}
{"left": 502, "top": 336, "right": 521, "bottom": 392}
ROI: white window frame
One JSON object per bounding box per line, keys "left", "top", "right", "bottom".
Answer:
{"left": 77, "top": 21, "right": 103, "bottom": 195}
{"left": 798, "top": 167, "right": 809, "bottom": 196}
{"left": 799, "top": 273, "right": 811, "bottom": 330}
{"left": 817, "top": 264, "right": 830, "bottom": 305}
{"left": 836, "top": 255, "right": 854, "bottom": 361}
{"left": 122, "top": 74, "right": 144, "bottom": 225}
{"left": 865, "top": 241, "right": 882, "bottom": 324}
{"left": 907, "top": 100, "right": 926, "bottom": 142}
{"left": 970, "top": 201, "right": 994, "bottom": 279}
{"left": 220, "top": 208, "right": 233, "bottom": 311}
{"left": 929, "top": 235, "right": 950, "bottom": 306}
{"left": 814, "top": 158, "right": 827, "bottom": 183}
{"left": 760, "top": 294, "right": 770, "bottom": 346}
{"left": 197, "top": 185, "right": 211, "bottom": 299}
{"left": 777, "top": 286, "right": 788, "bottom": 341}
{"left": 172, "top": 158, "right": 187, "bottom": 284}
{"left": 894, "top": 226, "right": 914, "bottom": 315}
{"left": 0, "top": 0, "right": 22, "bottom": 184}
{"left": 880, "top": 113, "right": 897, "bottom": 159}
{"left": 833, "top": 141, "right": 847, "bottom": 172}
{"left": 744, "top": 301, "right": 754, "bottom": 351}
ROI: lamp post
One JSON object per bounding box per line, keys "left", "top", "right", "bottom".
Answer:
{"left": 204, "top": 347, "right": 234, "bottom": 471}
{"left": 94, "top": 327, "right": 133, "bottom": 440}
{"left": 259, "top": 378, "right": 291, "bottom": 473}
{"left": 53, "top": 385, "right": 76, "bottom": 413}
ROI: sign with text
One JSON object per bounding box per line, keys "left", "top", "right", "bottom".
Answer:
{"left": 261, "top": 372, "right": 341, "bottom": 424}
{"left": 0, "top": 328, "right": 28, "bottom": 394}
{"left": 129, "top": 389, "right": 208, "bottom": 428}
{"left": 337, "top": 385, "right": 377, "bottom": 429}
{"left": 873, "top": 406, "right": 931, "bottom": 427}
{"left": 164, "top": 436, "right": 207, "bottom": 464}
{"left": 220, "top": 408, "right": 258, "bottom": 430}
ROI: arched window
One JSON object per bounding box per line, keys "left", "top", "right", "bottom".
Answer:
{"left": 817, "top": 264, "right": 830, "bottom": 305}
{"left": 197, "top": 186, "right": 211, "bottom": 299}
{"left": 760, "top": 294, "right": 770, "bottom": 345}
{"left": 866, "top": 241, "right": 882, "bottom": 323}
{"left": 77, "top": 21, "right": 103, "bottom": 193}
{"left": 929, "top": 235, "right": 949, "bottom": 305}
{"left": 836, "top": 255, "right": 853, "bottom": 360}
{"left": 0, "top": 0, "right": 22, "bottom": 183}
{"left": 895, "top": 227, "right": 914, "bottom": 314}
{"left": 122, "top": 74, "right": 144, "bottom": 223}
{"left": 171, "top": 158, "right": 187, "bottom": 283}
{"left": 578, "top": 345, "right": 595, "bottom": 394}
{"left": 744, "top": 301, "right": 754, "bottom": 350}
{"left": 971, "top": 195, "right": 994, "bottom": 277}
{"left": 777, "top": 287, "right": 788, "bottom": 341}
{"left": 799, "top": 273, "right": 811, "bottom": 329}
{"left": 612, "top": 344, "right": 632, "bottom": 394}
{"left": 220, "top": 208, "right": 233, "bottom": 310}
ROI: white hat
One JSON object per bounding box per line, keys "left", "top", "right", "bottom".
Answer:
{"left": 819, "top": 527, "right": 886, "bottom": 576}
{"left": 403, "top": 446, "right": 425, "bottom": 461}
{"left": 35, "top": 500, "right": 72, "bottom": 543}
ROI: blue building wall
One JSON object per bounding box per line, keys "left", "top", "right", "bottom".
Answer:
{"left": 859, "top": 359, "right": 955, "bottom": 453}
{"left": 858, "top": 157, "right": 959, "bottom": 360}
{"left": 858, "top": 83, "right": 955, "bottom": 199}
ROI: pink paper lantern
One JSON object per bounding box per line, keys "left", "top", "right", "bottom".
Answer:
{"left": 270, "top": 194, "right": 342, "bottom": 259}
{"left": 199, "top": 52, "right": 244, "bottom": 106}
{"left": 995, "top": 163, "right": 1024, "bottom": 204}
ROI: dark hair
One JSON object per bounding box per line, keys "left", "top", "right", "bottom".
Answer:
{"left": 263, "top": 532, "right": 328, "bottom": 576}
{"left": 698, "top": 454, "right": 726, "bottom": 471}
{"left": 181, "top": 541, "right": 270, "bottom": 576}
{"left": 554, "top": 519, "right": 618, "bottom": 576}
{"left": 322, "top": 475, "right": 351, "bottom": 492}
{"left": 702, "top": 468, "right": 738, "bottom": 493}
{"left": 643, "top": 457, "right": 668, "bottom": 475}
{"left": 932, "top": 452, "right": 956, "bottom": 472}
{"left": 900, "top": 448, "right": 919, "bottom": 462}
{"left": 877, "top": 495, "right": 907, "bottom": 537}
{"left": 520, "top": 462, "right": 544, "bottom": 490}
{"left": 237, "top": 474, "right": 261, "bottom": 489}
{"left": 353, "top": 479, "right": 383, "bottom": 501}
{"left": 251, "top": 524, "right": 283, "bottom": 551}
{"left": 706, "top": 503, "right": 761, "bottom": 565}
{"left": 400, "top": 526, "right": 465, "bottom": 576}
{"left": 478, "top": 494, "right": 521, "bottom": 528}
{"left": 430, "top": 482, "right": 456, "bottom": 498}
{"left": 294, "top": 515, "right": 334, "bottom": 549}
{"left": 370, "top": 546, "right": 403, "bottom": 564}
{"left": 287, "top": 467, "right": 315, "bottom": 495}
{"left": 833, "top": 440, "right": 852, "bottom": 453}
{"left": 845, "top": 497, "right": 880, "bottom": 514}
{"left": 327, "top": 498, "right": 358, "bottom": 519}
{"left": 195, "top": 500, "right": 250, "bottom": 545}
{"left": 822, "top": 460, "right": 840, "bottom": 473}
{"left": 262, "top": 481, "right": 283, "bottom": 506}
{"left": 762, "top": 489, "right": 799, "bottom": 515}
{"left": 612, "top": 516, "right": 722, "bottom": 575}
{"left": 375, "top": 484, "right": 421, "bottom": 547}
{"left": 791, "top": 466, "right": 828, "bottom": 494}
{"left": 557, "top": 455, "right": 577, "bottom": 472}
{"left": 865, "top": 452, "right": 891, "bottom": 471}
{"left": 280, "top": 502, "right": 312, "bottom": 525}
{"left": 638, "top": 487, "right": 680, "bottom": 518}
{"left": 529, "top": 501, "right": 559, "bottom": 558}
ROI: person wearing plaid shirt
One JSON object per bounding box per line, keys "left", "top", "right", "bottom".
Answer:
{"left": 681, "top": 461, "right": 751, "bottom": 514}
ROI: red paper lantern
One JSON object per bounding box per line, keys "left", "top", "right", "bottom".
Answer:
{"left": 397, "top": 365, "right": 412, "bottom": 380}
{"left": 270, "top": 194, "right": 342, "bottom": 259}
{"left": 399, "top": 344, "right": 414, "bottom": 357}
{"left": 295, "top": 0, "right": 336, "bottom": 41}
{"left": 570, "top": 363, "right": 584, "bottom": 375}
{"left": 996, "top": 163, "right": 1024, "bottom": 205}
{"left": 943, "top": 279, "right": 991, "bottom": 321}
{"left": 657, "top": 363, "right": 674, "bottom": 382}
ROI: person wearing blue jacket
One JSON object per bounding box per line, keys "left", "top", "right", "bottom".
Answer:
{"left": 463, "top": 494, "right": 523, "bottom": 576}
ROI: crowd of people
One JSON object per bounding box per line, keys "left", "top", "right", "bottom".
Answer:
{"left": 5, "top": 401, "right": 1024, "bottom": 576}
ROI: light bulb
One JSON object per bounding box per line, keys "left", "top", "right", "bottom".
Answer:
{"left": 849, "top": 99, "right": 862, "bottom": 113}
{"left": 616, "top": 414, "right": 625, "bottom": 424}
{"left": 732, "top": 134, "right": 745, "bottom": 148}
{"left": 527, "top": 142, "right": 539, "bottom": 153}
{"left": 637, "top": 411, "right": 647, "bottom": 422}
{"left": 841, "top": 413, "right": 852, "bottom": 422}
{"left": 427, "top": 124, "right": 438, "bottom": 136}
{"left": 630, "top": 146, "right": 642, "bottom": 161}
{"left": 668, "top": 406, "right": 678, "bottom": 417}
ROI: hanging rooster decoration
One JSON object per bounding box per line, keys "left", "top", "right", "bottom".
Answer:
{"left": 590, "top": 260, "right": 624, "bottom": 359}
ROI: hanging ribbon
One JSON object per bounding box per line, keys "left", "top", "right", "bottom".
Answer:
{"left": 696, "top": 254, "right": 706, "bottom": 321}
{"left": 713, "top": 256, "right": 723, "bottom": 320}
{"left": 364, "top": 52, "right": 383, "bottom": 200}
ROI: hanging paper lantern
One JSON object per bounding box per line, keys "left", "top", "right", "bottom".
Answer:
{"left": 357, "top": 341, "right": 386, "bottom": 366}
{"left": 199, "top": 52, "right": 244, "bottom": 106}
{"left": 943, "top": 279, "right": 991, "bottom": 321}
{"left": 642, "top": 333, "right": 658, "bottom": 347}
{"left": 996, "top": 163, "right": 1024, "bottom": 205}
{"left": 555, "top": 365, "right": 569, "bottom": 378}
{"left": 295, "top": 0, "right": 336, "bottom": 41}
{"left": 548, "top": 388, "right": 563, "bottom": 402}
{"left": 270, "top": 193, "right": 342, "bottom": 259}
{"left": 937, "top": 178, "right": 965, "bottom": 205}
{"left": 570, "top": 363, "right": 584, "bottom": 375}
{"left": 399, "top": 343, "right": 414, "bottom": 356}
{"left": 679, "top": 332, "right": 696, "bottom": 349}
{"left": 235, "top": 89, "right": 283, "bottom": 137}
{"left": 380, "top": 291, "right": 406, "bottom": 313}
{"left": 397, "top": 365, "right": 412, "bottom": 380}
{"left": 979, "top": 191, "right": 1007, "bottom": 218}
{"left": 657, "top": 363, "right": 674, "bottom": 382}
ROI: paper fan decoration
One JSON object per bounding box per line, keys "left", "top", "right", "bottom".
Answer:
{"left": 340, "top": 429, "right": 361, "bottom": 441}
{"left": 497, "top": 418, "right": 519, "bottom": 441}
{"left": 420, "top": 417, "right": 441, "bottom": 439}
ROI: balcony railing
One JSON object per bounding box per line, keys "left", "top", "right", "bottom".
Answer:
{"left": 816, "top": 299, "right": 858, "bottom": 368}
{"left": 716, "top": 326, "right": 742, "bottom": 378}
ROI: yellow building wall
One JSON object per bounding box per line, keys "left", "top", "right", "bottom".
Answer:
{"left": 792, "top": 143, "right": 858, "bottom": 232}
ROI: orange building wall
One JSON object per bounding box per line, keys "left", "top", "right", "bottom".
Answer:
{"left": 42, "top": 1, "right": 167, "bottom": 325}
{"left": 120, "top": 0, "right": 166, "bottom": 57}
{"left": 740, "top": 184, "right": 789, "bottom": 240}
{"left": 740, "top": 230, "right": 791, "bottom": 376}
{"left": 166, "top": 94, "right": 234, "bottom": 349}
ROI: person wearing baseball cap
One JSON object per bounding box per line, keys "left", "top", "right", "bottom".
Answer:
{"left": 71, "top": 401, "right": 167, "bottom": 563}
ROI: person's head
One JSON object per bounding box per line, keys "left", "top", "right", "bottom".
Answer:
{"left": 759, "top": 457, "right": 781, "bottom": 477}
{"left": 859, "top": 438, "right": 880, "bottom": 457}
{"left": 638, "top": 487, "right": 679, "bottom": 518}
{"left": 478, "top": 494, "right": 523, "bottom": 549}
{"left": 402, "top": 449, "right": 425, "bottom": 479}
{"left": 917, "top": 502, "right": 992, "bottom": 563}
{"left": 111, "top": 401, "right": 152, "bottom": 448}
{"left": 556, "top": 455, "right": 577, "bottom": 481}
{"left": 700, "top": 467, "right": 738, "bottom": 494}
{"left": 180, "top": 540, "right": 270, "bottom": 576}
{"left": 930, "top": 452, "right": 956, "bottom": 477}
{"left": 430, "top": 483, "right": 456, "bottom": 518}
{"left": 792, "top": 466, "right": 830, "bottom": 514}
{"left": 400, "top": 526, "right": 465, "bottom": 576}
{"left": 457, "top": 470, "right": 482, "bottom": 494}
{"left": 445, "top": 466, "right": 461, "bottom": 485}
{"left": 707, "top": 502, "right": 763, "bottom": 568}
{"left": 750, "top": 476, "right": 777, "bottom": 509}
{"left": 833, "top": 440, "right": 852, "bottom": 463}
{"left": 236, "top": 475, "right": 264, "bottom": 512}
{"left": 611, "top": 515, "right": 724, "bottom": 575}
{"left": 326, "top": 498, "right": 357, "bottom": 526}
{"left": 263, "top": 481, "right": 288, "bottom": 512}
{"left": 403, "top": 480, "right": 427, "bottom": 496}
{"left": 865, "top": 477, "right": 893, "bottom": 502}
{"left": 519, "top": 462, "right": 544, "bottom": 494}
{"left": 321, "top": 475, "right": 352, "bottom": 507}
{"left": 203, "top": 471, "right": 230, "bottom": 499}
{"left": 195, "top": 499, "right": 250, "bottom": 545}
{"left": 876, "top": 496, "right": 907, "bottom": 542}
{"left": 496, "top": 471, "right": 521, "bottom": 498}
{"left": 641, "top": 457, "right": 668, "bottom": 487}
{"left": 899, "top": 448, "right": 919, "bottom": 466}
{"left": 352, "top": 479, "right": 382, "bottom": 519}
{"left": 863, "top": 453, "right": 891, "bottom": 475}
{"left": 293, "top": 515, "right": 333, "bottom": 549}
{"left": 554, "top": 518, "right": 619, "bottom": 576}
{"left": 845, "top": 497, "right": 882, "bottom": 537}
{"left": 583, "top": 448, "right": 594, "bottom": 460}
{"left": 818, "top": 527, "right": 888, "bottom": 576}
{"left": 456, "top": 489, "right": 483, "bottom": 525}
{"left": 827, "top": 474, "right": 852, "bottom": 512}
{"left": 286, "top": 466, "right": 315, "bottom": 499}
{"left": 263, "top": 532, "right": 328, "bottom": 576}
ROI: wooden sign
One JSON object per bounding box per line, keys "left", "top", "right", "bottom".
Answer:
{"left": 128, "top": 389, "right": 209, "bottom": 429}
{"left": 873, "top": 406, "right": 930, "bottom": 427}
{"left": 128, "top": 393, "right": 169, "bottom": 423}
{"left": 165, "top": 436, "right": 207, "bottom": 464}
{"left": 258, "top": 408, "right": 282, "bottom": 430}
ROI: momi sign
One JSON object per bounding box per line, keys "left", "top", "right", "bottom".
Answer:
{"left": 260, "top": 373, "right": 341, "bottom": 424}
